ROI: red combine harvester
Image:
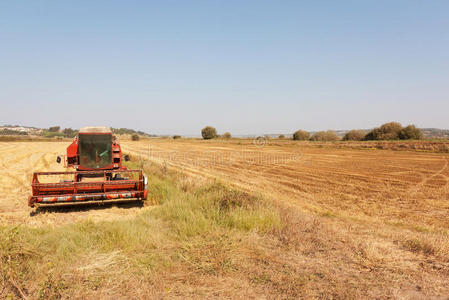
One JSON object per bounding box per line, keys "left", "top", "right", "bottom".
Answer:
{"left": 28, "top": 126, "right": 148, "bottom": 207}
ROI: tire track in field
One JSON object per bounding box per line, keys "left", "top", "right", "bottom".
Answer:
{"left": 408, "top": 157, "right": 449, "bottom": 197}
{"left": 122, "top": 140, "right": 449, "bottom": 237}
{"left": 126, "top": 145, "right": 321, "bottom": 206}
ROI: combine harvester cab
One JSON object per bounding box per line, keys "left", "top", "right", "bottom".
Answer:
{"left": 28, "top": 126, "right": 148, "bottom": 207}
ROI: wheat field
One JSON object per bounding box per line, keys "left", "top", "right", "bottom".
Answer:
{"left": 1, "top": 139, "right": 449, "bottom": 298}
{"left": 123, "top": 139, "right": 449, "bottom": 231}
{"left": 0, "top": 142, "right": 149, "bottom": 226}
{"left": 122, "top": 138, "right": 449, "bottom": 298}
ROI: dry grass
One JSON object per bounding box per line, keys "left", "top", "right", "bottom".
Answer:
{"left": 0, "top": 159, "right": 282, "bottom": 298}
{"left": 1, "top": 139, "right": 449, "bottom": 298}
{"left": 121, "top": 138, "right": 449, "bottom": 298}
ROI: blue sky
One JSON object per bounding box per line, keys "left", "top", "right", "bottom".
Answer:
{"left": 1, "top": 1, "right": 448, "bottom": 135}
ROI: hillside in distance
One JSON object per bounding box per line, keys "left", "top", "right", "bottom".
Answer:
{"left": 0, "top": 124, "right": 156, "bottom": 138}
{"left": 2, "top": 124, "right": 449, "bottom": 139}
{"left": 421, "top": 128, "right": 449, "bottom": 139}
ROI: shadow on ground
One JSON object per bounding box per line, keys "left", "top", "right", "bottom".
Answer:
{"left": 29, "top": 200, "right": 144, "bottom": 216}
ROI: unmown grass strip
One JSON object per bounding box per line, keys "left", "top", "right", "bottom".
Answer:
{"left": 0, "top": 159, "right": 280, "bottom": 298}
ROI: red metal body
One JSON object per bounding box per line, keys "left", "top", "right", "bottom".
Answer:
{"left": 28, "top": 127, "right": 148, "bottom": 207}
{"left": 66, "top": 132, "right": 125, "bottom": 171}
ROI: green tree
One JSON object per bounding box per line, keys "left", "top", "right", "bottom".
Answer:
{"left": 365, "top": 122, "right": 403, "bottom": 140}
{"left": 292, "top": 130, "right": 310, "bottom": 141}
{"left": 399, "top": 125, "right": 423, "bottom": 140}
{"left": 222, "top": 132, "right": 232, "bottom": 139}
{"left": 310, "top": 130, "right": 340, "bottom": 141}
{"left": 48, "top": 126, "right": 60, "bottom": 132}
{"left": 342, "top": 130, "right": 366, "bottom": 141}
{"left": 201, "top": 126, "right": 217, "bottom": 139}
{"left": 63, "top": 128, "right": 77, "bottom": 138}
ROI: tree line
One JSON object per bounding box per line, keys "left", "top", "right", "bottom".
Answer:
{"left": 199, "top": 122, "right": 424, "bottom": 141}
{"left": 293, "top": 122, "right": 423, "bottom": 141}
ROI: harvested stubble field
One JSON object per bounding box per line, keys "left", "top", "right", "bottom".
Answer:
{"left": 1, "top": 139, "right": 449, "bottom": 299}
{"left": 124, "top": 139, "right": 449, "bottom": 297}
{"left": 124, "top": 139, "right": 449, "bottom": 231}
